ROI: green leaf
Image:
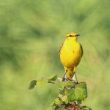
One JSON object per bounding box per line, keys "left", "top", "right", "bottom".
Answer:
{"left": 81, "top": 106, "right": 92, "bottom": 110}
{"left": 74, "top": 82, "right": 87, "bottom": 101}
{"left": 58, "top": 94, "right": 68, "bottom": 104}
{"left": 66, "top": 82, "right": 87, "bottom": 102}
{"left": 53, "top": 98, "right": 62, "bottom": 107}
{"left": 28, "top": 80, "right": 37, "bottom": 89}
{"left": 48, "top": 75, "right": 57, "bottom": 83}
{"left": 62, "top": 81, "right": 76, "bottom": 88}
{"left": 66, "top": 88, "right": 76, "bottom": 102}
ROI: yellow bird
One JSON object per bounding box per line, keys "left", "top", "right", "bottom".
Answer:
{"left": 59, "top": 32, "right": 83, "bottom": 81}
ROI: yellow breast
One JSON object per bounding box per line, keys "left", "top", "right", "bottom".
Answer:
{"left": 60, "top": 37, "right": 82, "bottom": 68}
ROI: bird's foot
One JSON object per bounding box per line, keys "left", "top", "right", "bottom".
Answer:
{"left": 73, "top": 80, "right": 78, "bottom": 84}
{"left": 62, "top": 77, "right": 67, "bottom": 81}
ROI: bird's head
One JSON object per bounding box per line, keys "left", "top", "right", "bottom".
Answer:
{"left": 66, "top": 32, "right": 80, "bottom": 39}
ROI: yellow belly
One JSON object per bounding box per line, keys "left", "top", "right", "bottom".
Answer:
{"left": 60, "top": 39, "right": 82, "bottom": 68}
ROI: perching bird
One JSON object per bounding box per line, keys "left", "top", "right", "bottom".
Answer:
{"left": 59, "top": 32, "right": 83, "bottom": 81}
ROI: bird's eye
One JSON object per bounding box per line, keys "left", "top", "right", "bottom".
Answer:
{"left": 69, "top": 34, "right": 72, "bottom": 37}
{"left": 76, "top": 34, "right": 80, "bottom": 36}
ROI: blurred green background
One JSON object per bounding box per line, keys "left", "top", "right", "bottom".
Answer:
{"left": 0, "top": 0, "right": 110, "bottom": 110}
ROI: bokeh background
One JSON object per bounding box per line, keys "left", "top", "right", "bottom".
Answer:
{"left": 0, "top": 0, "right": 110, "bottom": 110}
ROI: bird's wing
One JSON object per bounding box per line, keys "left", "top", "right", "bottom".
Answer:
{"left": 80, "top": 44, "right": 83, "bottom": 57}
{"left": 59, "top": 43, "right": 63, "bottom": 54}
{"left": 59, "top": 39, "right": 65, "bottom": 54}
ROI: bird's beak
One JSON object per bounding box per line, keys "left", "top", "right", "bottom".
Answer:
{"left": 76, "top": 34, "right": 80, "bottom": 37}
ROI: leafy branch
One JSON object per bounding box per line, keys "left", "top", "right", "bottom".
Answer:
{"left": 29, "top": 75, "right": 92, "bottom": 110}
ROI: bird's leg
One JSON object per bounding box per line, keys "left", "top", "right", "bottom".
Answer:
{"left": 63, "top": 67, "right": 74, "bottom": 81}
{"left": 62, "top": 69, "right": 67, "bottom": 81}
{"left": 62, "top": 73, "right": 67, "bottom": 81}
{"left": 72, "top": 72, "right": 78, "bottom": 83}
{"left": 72, "top": 67, "right": 78, "bottom": 83}
{"left": 62, "top": 68, "right": 68, "bottom": 81}
{"left": 62, "top": 73, "right": 72, "bottom": 81}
